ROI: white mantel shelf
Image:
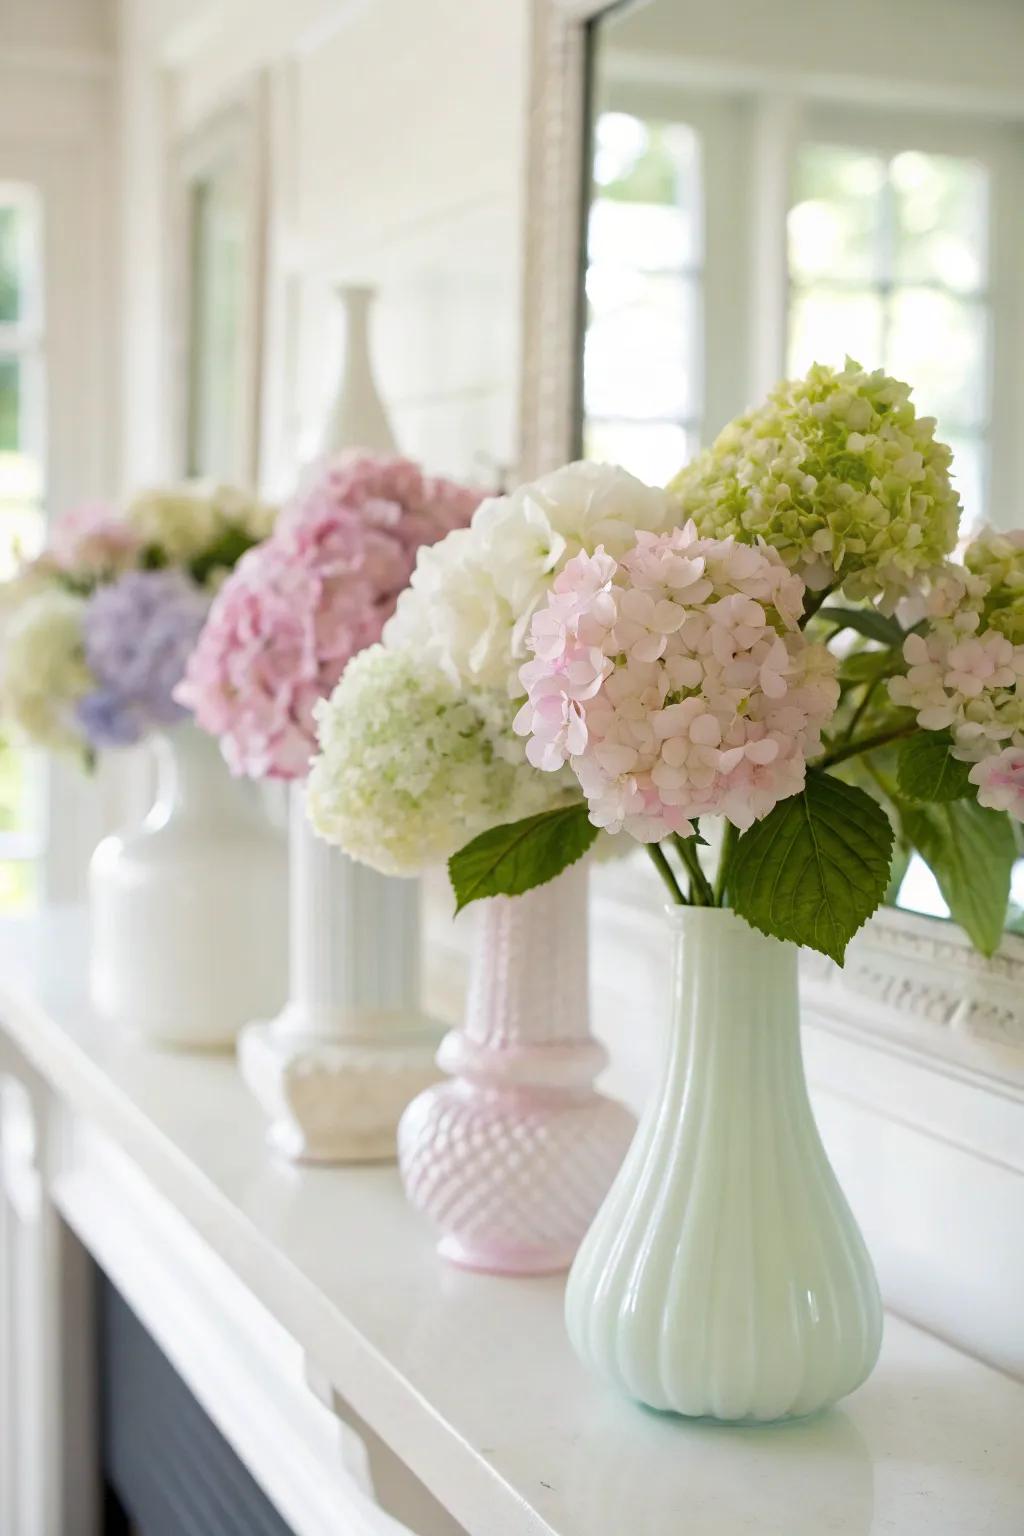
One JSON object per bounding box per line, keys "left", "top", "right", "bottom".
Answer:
{"left": 1, "top": 911, "right": 1022, "bottom": 1536}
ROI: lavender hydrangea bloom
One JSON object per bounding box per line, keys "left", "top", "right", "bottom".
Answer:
{"left": 77, "top": 570, "right": 209, "bottom": 749}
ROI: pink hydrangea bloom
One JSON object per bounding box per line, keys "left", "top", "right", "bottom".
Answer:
{"left": 47, "top": 503, "right": 140, "bottom": 575}
{"left": 514, "top": 523, "right": 837, "bottom": 841}
{"left": 177, "top": 453, "right": 481, "bottom": 779}
{"left": 968, "top": 747, "right": 1024, "bottom": 819}
{"left": 889, "top": 627, "right": 1024, "bottom": 755}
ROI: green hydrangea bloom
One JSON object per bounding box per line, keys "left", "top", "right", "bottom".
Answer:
{"left": 669, "top": 360, "right": 961, "bottom": 608}
{"left": 965, "top": 526, "right": 1024, "bottom": 643}
{"left": 306, "top": 645, "right": 567, "bottom": 876}
{"left": 0, "top": 588, "right": 94, "bottom": 756}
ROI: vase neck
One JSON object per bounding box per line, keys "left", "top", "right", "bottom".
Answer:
{"left": 463, "top": 861, "right": 590, "bottom": 1049}
{"left": 662, "top": 907, "right": 805, "bottom": 1113}
{"left": 149, "top": 727, "right": 249, "bottom": 825}
{"left": 319, "top": 283, "right": 397, "bottom": 456}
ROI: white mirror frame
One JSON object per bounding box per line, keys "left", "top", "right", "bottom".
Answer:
{"left": 517, "top": 0, "right": 1024, "bottom": 1072}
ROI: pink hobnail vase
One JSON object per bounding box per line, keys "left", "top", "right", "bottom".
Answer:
{"left": 397, "top": 861, "right": 636, "bottom": 1276}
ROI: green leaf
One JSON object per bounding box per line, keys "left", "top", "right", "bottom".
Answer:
{"left": 821, "top": 605, "right": 905, "bottom": 648}
{"left": 896, "top": 732, "right": 973, "bottom": 803}
{"left": 448, "top": 804, "right": 598, "bottom": 914}
{"left": 730, "top": 770, "right": 894, "bottom": 965}
{"left": 899, "top": 799, "right": 1014, "bottom": 956}
{"left": 838, "top": 648, "right": 903, "bottom": 686}
{"left": 189, "top": 526, "right": 257, "bottom": 585}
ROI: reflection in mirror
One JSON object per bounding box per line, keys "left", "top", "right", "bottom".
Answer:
{"left": 186, "top": 166, "right": 246, "bottom": 480}
{"left": 579, "top": 0, "right": 1024, "bottom": 931}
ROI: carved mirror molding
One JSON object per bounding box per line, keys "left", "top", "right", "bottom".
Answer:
{"left": 517, "top": 0, "right": 1024, "bottom": 1068}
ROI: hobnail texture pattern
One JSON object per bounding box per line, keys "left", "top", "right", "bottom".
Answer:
{"left": 398, "top": 863, "right": 636, "bottom": 1275}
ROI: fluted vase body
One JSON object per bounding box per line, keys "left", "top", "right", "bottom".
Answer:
{"left": 565, "top": 907, "right": 882, "bottom": 1421}
{"left": 398, "top": 862, "right": 636, "bottom": 1276}
{"left": 238, "top": 787, "right": 442, "bottom": 1163}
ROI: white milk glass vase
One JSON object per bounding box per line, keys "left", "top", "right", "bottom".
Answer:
{"left": 238, "top": 788, "right": 441, "bottom": 1162}
{"left": 565, "top": 906, "right": 882, "bottom": 1421}
{"left": 89, "top": 725, "right": 288, "bottom": 1048}
{"left": 239, "top": 282, "right": 440, "bottom": 1162}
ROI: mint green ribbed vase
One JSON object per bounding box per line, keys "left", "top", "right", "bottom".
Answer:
{"left": 565, "top": 907, "right": 882, "bottom": 1422}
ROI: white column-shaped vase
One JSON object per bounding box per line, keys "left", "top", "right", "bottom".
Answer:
{"left": 239, "top": 792, "right": 443, "bottom": 1163}
{"left": 398, "top": 862, "right": 636, "bottom": 1275}
{"left": 565, "top": 906, "right": 883, "bottom": 1421}
{"left": 240, "top": 280, "right": 440, "bottom": 1161}
{"left": 89, "top": 726, "right": 288, "bottom": 1047}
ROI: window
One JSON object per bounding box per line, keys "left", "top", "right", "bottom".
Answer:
{"left": 787, "top": 142, "right": 991, "bottom": 531}
{"left": 581, "top": 112, "right": 703, "bottom": 486}
{"left": 0, "top": 184, "right": 46, "bottom": 911}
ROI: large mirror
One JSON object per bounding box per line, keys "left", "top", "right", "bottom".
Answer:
{"left": 558, "top": 0, "right": 1024, "bottom": 934}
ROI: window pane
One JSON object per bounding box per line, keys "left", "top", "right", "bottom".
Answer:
{"left": 0, "top": 205, "right": 23, "bottom": 325}
{"left": 789, "top": 145, "right": 885, "bottom": 284}
{"left": 891, "top": 151, "right": 988, "bottom": 294}
{"left": 584, "top": 269, "right": 699, "bottom": 420}
{"left": 588, "top": 198, "right": 695, "bottom": 273}
{"left": 0, "top": 355, "right": 18, "bottom": 449}
{"left": 0, "top": 861, "right": 35, "bottom": 912}
{"left": 0, "top": 354, "right": 44, "bottom": 577}
{"left": 584, "top": 419, "right": 694, "bottom": 486}
{"left": 945, "top": 434, "right": 986, "bottom": 535}
{"left": 594, "top": 116, "right": 701, "bottom": 250}
{"left": 888, "top": 289, "right": 987, "bottom": 428}
{"left": 0, "top": 738, "right": 32, "bottom": 835}
{"left": 582, "top": 109, "right": 703, "bottom": 464}
{"left": 788, "top": 287, "right": 884, "bottom": 377}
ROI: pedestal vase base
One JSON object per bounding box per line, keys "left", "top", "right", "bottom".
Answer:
{"left": 239, "top": 1016, "right": 444, "bottom": 1165}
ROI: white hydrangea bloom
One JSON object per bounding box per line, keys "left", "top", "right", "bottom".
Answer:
{"left": 1, "top": 589, "right": 93, "bottom": 754}
{"left": 125, "top": 482, "right": 274, "bottom": 567}
{"left": 307, "top": 646, "right": 568, "bottom": 875}
{"left": 385, "top": 462, "right": 678, "bottom": 696}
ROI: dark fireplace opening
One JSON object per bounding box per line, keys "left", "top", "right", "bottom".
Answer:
{"left": 97, "top": 1268, "right": 296, "bottom": 1536}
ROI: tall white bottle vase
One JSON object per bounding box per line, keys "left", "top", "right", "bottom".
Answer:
{"left": 317, "top": 283, "right": 397, "bottom": 458}
{"left": 89, "top": 727, "right": 288, "bottom": 1048}
{"left": 239, "top": 789, "right": 442, "bottom": 1162}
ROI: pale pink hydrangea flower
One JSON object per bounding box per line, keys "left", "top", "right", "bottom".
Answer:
{"left": 514, "top": 523, "right": 837, "bottom": 841}
{"left": 46, "top": 503, "right": 140, "bottom": 575}
{"left": 890, "top": 626, "right": 1024, "bottom": 760}
{"left": 178, "top": 453, "right": 481, "bottom": 779}
{"left": 968, "top": 747, "right": 1024, "bottom": 819}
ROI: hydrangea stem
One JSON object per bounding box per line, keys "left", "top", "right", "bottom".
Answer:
{"left": 647, "top": 842, "right": 686, "bottom": 904}
{"left": 818, "top": 721, "right": 916, "bottom": 769}
{"left": 672, "top": 833, "right": 714, "bottom": 905}
{"left": 714, "top": 820, "right": 740, "bottom": 907}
